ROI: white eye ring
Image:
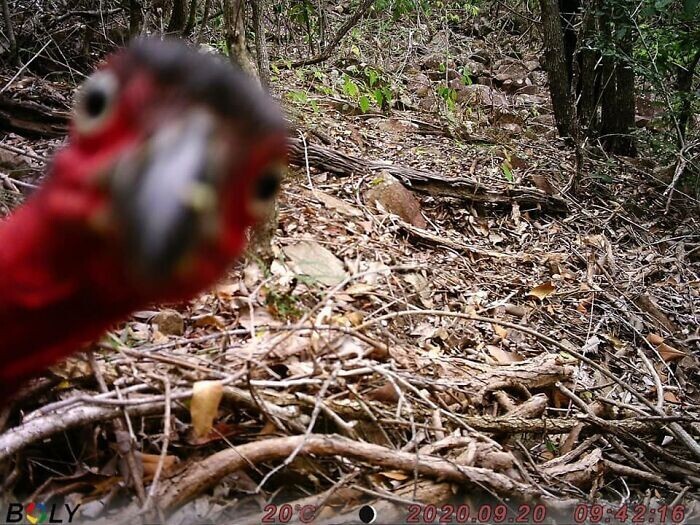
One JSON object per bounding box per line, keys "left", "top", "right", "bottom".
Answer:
{"left": 74, "top": 71, "right": 119, "bottom": 135}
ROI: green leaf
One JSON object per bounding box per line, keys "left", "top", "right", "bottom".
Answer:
{"left": 359, "top": 95, "right": 371, "bottom": 113}
{"left": 545, "top": 439, "right": 558, "bottom": 454}
{"left": 343, "top": 75, "right": 360, "bottom": 99}
{"left": 367, "top": 68, "right": 379, "bottom": 87}
{"left": 501, "top": 163, "right": 514, "bottom": 182}
{"left": 373, "top": 88, "right": 384, "bottom": 107}
{"left": 381, "top": 87, "right": 392, "bottom": 105}
{"left": 287, "top": 90, "right": 309, "bottom": 104}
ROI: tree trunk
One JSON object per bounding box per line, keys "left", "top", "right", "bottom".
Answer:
{"left": 184, "top": 0, "right": 199, "bottom": 35}
{"left": 676, "top": 49, "right": 700, "bottom": 145}
{"left": 129, "top": 0, "right": 144, "bottom": 37}
{"left": 613, "top": 35, "right": 636, "bottom": 156}
{"left": 195, "top": 0, "right": 213, "bottom": 43}
{"left": 539, "top": 0, "right": 577, "bottom": 138}
{"left": 252, "top": 0, "right": 271, "bottom": 88}
{"left": 167, "top": 0, "right": 188, "bottom": 33}
{"left": 599, "top": 30, "right": 636, "bottom": 156}
{"left": 559, "top": 0, "right": 579, "bottom": 84}
{"left": 222, "top": 0, "right": 277, "bottom": 263}
{"left": 1, "top": 0, "right": 16, "bottom": 61}
{"left": 288, "top": 0, "right": 375, "bottom": 67}
{"left": 574, "top": 0, "right": 599, "bottom": 132}
{"left": 222, "top": 0, "right": 258, "bottom": 78}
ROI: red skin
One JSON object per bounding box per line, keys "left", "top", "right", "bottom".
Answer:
{"left": 0, "top": 45, "right": 286, "bottom": 399}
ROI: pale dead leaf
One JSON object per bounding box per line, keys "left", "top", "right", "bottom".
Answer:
{"left": 486, "top": 346, "right": 524, "bottom": 364}
{"left": 284, "top": 241, "right": 348, "bottom": 286}
{"left": 215, "top": 283, "right": 240, "bottom": 302}
{"left": 345, "top": 282, "right": 376, "bottom": 295}
{"left": 527, "top": 281, "right": 556, "bottom": 299}
{"left": 191, "top": 381, "right": 224, "bottom": 439}
{"left": 243, "top": 261, "right": 263, "bottom": 289}
{"left": 314, "top": 190, "right": 363, "bottom": 217}
{"left": 404, "top": 272, "right": 433, "bottom": 308}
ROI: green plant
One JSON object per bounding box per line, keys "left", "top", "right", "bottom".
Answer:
{"left": 436, "top": 84, "right": 457, "bottom": 111}
{"left": 286, "top": 90, "right": 319, "bottom": 113}
{"left": 338, "top": 67, "right": 396, "bottom": 113}
{"left": 266, "top": 290, "right": 302, "bottom": 320}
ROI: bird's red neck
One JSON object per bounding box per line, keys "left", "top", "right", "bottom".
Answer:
{"left": 0, "top": 187, "right": 134, "bottom": 398}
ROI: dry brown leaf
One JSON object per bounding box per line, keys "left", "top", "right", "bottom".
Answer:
{"left": 190, "top": 380, "right": 224, "bottom": 438}
{"left": 528, "top": 281, "right": 556, "bottom": 299}
{"left": 658, "top": 343, "right": 686, "bottom": 362}
{"left": 663, "top": 391, "right": 680, "bottom": 404}
{"left": 379, "top": 470, "right": 410, "bottom": 481}
{"left": 140, "top": 452, "right": 178, "bottom": 478}
{"left": 648, "top": 333, "right": 665, "bottom": 345}
{"left": 367, "top": 382, "right": 400, "bottom": 403}
{"left": 193, "top": 314, "right": 226, "bottom": 329}
{"left": 492, "top": 324, "right": 509, "bottom": 339}
{"left": 486, "top": 346, "right": 524, "bottom": 364}
{"left": 648, "top": 334, "right": 687, "bottom": 362}
{"left": 259, "top": 420, "right": 278, "bottom": 436}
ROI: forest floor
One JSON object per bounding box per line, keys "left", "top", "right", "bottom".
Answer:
{"left": 0, "top": 19, "right": 699, "bottom": 525}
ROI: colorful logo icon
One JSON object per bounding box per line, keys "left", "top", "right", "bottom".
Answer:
{"left": 25, "top": 503, "right": 48, "bottom": 525}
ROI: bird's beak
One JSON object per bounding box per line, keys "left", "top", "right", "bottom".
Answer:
{"left": 112, "top": 109, "right": 224, "bottom": 279}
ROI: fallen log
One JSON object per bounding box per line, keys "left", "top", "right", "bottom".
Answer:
{"left": 0, "top": 96, "right": 69, "bottom": 137}
{"left": 287, "top": 137, "right": 568, "bottom": 213}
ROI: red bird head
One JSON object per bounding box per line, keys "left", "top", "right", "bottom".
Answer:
{"left": 0, "top": 38, "right": 286, "bottom": 398}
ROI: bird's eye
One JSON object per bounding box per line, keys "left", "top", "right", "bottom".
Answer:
{"left": 74, "top": 71, "right": 119, "bottom": 135}
{"left": 248, "top": 167, "right": 283, "bottom": 218}
{"left": 254, "top": 169, "right": 282, "bottom": 201}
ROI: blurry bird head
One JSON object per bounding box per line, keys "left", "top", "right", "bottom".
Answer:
{"left": 49, "top": 38, "right": 286, "bottom": 289}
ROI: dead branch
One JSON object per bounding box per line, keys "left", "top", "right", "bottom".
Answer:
{"left": 157, "top": 433, "right": 541, "bottom": 509}
{"left": 287, "top": 137, "right": 569, "bottom": 212}
{"left": 0, "top": 397, "right": 171, "bottom": 462}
